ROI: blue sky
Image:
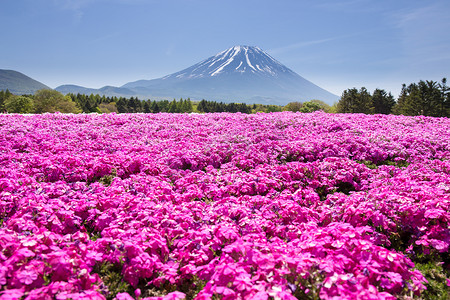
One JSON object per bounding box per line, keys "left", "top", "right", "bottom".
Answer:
{"left": 1, "top": 0, "right": 449, "bottom": 98}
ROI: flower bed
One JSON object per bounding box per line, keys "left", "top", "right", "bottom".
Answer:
{"left": 0, "top": 112, "right": 449, "bottom": 299}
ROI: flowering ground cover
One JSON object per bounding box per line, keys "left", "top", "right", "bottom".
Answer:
{"left": 0, "top": 112, "right": 449, "bottom": 299}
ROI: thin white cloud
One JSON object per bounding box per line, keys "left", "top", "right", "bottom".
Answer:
{"left": 313, "top": 0, "right": 381, "bottom": 13}
{"left": 90, "top": 31, "right": 124, "bottom": 44}
{"left": 390, "top": 2, "right": 450, "bottom": 67}
{"left": 52, "top": 0, "right": 96, "bottom": 23}
{"left": 114, "top": 0, "right": 150, "bottom": 4}
{"left": 268, "top": 35, "right": 351, "bottom": 55}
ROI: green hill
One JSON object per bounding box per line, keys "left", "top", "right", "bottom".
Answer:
{"left": 0, "top": 69, "right": 51, "bottom": 95}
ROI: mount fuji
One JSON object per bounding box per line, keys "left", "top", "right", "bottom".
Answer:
{"left": 122, "top": 46, "right": 338, "bottom": 105}
{"left": 57, "top": 46, "right": 339, "bottom": 105}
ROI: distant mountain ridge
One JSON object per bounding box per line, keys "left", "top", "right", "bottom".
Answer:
{"left": 0, "top": 69, "right": 50, "bottom": 95}
{"left": 56, "top": 84, "right": 135, "bottom": 97}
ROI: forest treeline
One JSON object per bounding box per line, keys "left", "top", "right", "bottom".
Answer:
{"left": 70, "top": 94, "right": 281, "bottom": 114}
{"left": 0, "top": 78, "right": 448, "bottom": 117}
{"left": 0, "top": 89, "right": 327, "bottom": 114}
{"left": 336, "top": 78, "right": 449, "bottom": 117}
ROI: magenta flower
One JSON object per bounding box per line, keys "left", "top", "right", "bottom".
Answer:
{"left": 213, "top": 286, "right": 236, "bottom": 297}
{"left": 251, "top": 291, "right": 269, "bottom": 300}
{"left": 17, "top": 269, "right": 38, "bottom": 285}
{"left": 424, "top": 209, "right": 445, "bottom": 219}
{"left": 0, "top": 266, "right": 7, "bottom": 285}
{"left": 115, "top": 293, "right": 134, "bottom": 300}
{"left": 0, "top": 289, "right": 25, "bottom": 300}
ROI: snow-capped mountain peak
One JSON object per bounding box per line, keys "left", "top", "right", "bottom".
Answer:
{"left": 121, "top": 45, "right": 339, "bottom": 105}
{"left": 163, "top": 45, "right": 295, "bottom": 80}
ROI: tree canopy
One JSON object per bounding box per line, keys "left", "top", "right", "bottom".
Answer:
{"left": 283, "top": 102, "right": 303, "bottom": 112}
{"left": 394, "top": 79, "right": 449, "bottom": 117}
{"left": 0, "top": 89, "right": 12, "bottom": 112}
{"left": 5, "top": 95, "right": 34, "bottom": 113}
{"left": 337, "top": 87, "right": 373, "bottom": 114}
{"left": 337, "top": 88, "right": 396, "bottom": 115}
{"left": 34, "top": 89, "right": 81, "bottom": 114}
{"left": 372, "top": 89, "right": 395, "bottom": 114}
{"left": 300, "top": 100, "right": 331, "bottom": 113}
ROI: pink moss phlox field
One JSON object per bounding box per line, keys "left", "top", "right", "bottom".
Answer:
{"left": 0, "top": 112, "right": 449, "bottom": 299}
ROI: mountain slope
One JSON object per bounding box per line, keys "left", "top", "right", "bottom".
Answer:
{"left": 123, "top": 46, "right": 338, "bottom": 105}
{"left": 54, "top": 46, "right": 338, "bottom": 105}
{"left": 0, "top": 69, "right": 51, "bottom": 95}
{"left": 56, "top": 85, "right": 135, "bottom": 97}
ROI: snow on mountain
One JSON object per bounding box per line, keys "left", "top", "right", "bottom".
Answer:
{"left": 163, "top": 46, "right": 295, "bottom": 79}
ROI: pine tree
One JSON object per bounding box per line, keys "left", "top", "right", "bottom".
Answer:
{"left": 159, "top": 100, "right": 170, "bottom": 112}
{"left": 197, "top": 100, "right": 207, "bottom": 112}
{"left": 337, "top": 87, "right": 373, "bottom": 114}
{"left": 150, "top": 101, "right": 160, "bottom": 113}
{"left": 394, "top": 84, "right": 414, "bottom": 115}
{"left": 439, "top": 78, "right": 450, "bottom": 117}
{"left": 116, "top": 98, "right": 128, "bottom": 113}
{"left": 143, "top": 100, "right": 151, "bottom": 113}
{"left": 168, "top": 99, "right": 178, "bottom": 113}
{"left": 0, "top": 89, "right": 13, "bottom": 111}
{"left": 372, "top": 89, "right": 395, "bottom": 114}
{"left": 394, "top": 80, "right": 447, "bottom": 117}
{"left": 0, "top": 89, "right": 13, "bottom": 112}
{"left": 186, "top": 98, "right": 193, "bottom": 113}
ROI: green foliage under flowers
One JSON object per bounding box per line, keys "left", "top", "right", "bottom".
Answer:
{"left": 98, "top": 169, "right": 117, "bottom": 186}
{"left": 93, "top": 262, "right": 133, "bottom": 300}
{"left": 357, "top": 158, "right": 410, "bottom": 169}
{"left": 414, "top": 260, "right": 449, "bottom": 300}
{"left": 91, "top": 256, "right": 449, "bottom": 300}
{"left": 93, "top": 261, "right": 207, "bottom": 300}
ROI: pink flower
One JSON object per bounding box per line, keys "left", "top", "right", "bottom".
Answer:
{"left": 115, "top": 293, "right": 134, "bottom": 300}
{"left": 424, "top": 209, "right": 445, "bottom": 219}
{"left": 86, "top": 250, "right": 103, "bottom": 262}
{"left": 252, "top": 291, "right": 269, "bottom": 300}
{"left": 213, "top": 286, "right": 235, "bottom": 297}
{"left": 143, "top": 291, "right": 186, "bottom": 300}
{"left": 21, "top": 239, "right": 37, "bottom": 247}
{"left": 17, "top": 269, "right": 38, "bottom": 285}
{"left": 429, "top": 239, "right": 448, "bottom": 252}
{"left": 0, "top": 266, "right": 7, "bottom": 285}
{"left": 0, "top": 289, "right": 25, "bottom": 300}
{"left": 15, "top": 248, "right": 35, "bottom": 259}
{"left": 162, "top": 292, "right": 186, "bottom": 300}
